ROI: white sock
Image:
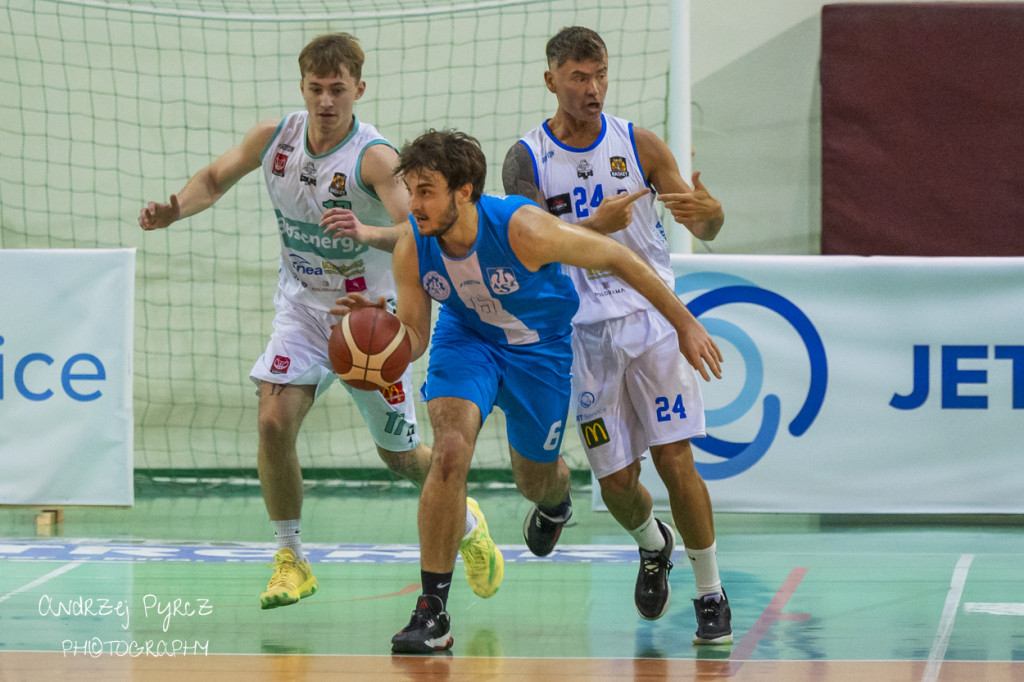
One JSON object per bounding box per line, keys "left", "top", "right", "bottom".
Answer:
{"left": 273, "top": 519, "right": 303, "bottom": 560}
{"left": 629, "top": 513, "right": 667, "bottom": 553}
{"left": 463, "top": 506, "right": 478, "bottom": 539}
{"left": 686, "top": 541, "right": 722, "bottom": 597}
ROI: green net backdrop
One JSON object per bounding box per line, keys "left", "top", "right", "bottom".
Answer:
{"left": 1, "top": 0, "right": 673, "bottom": 473}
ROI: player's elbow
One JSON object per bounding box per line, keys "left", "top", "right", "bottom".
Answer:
{"left": 689, "top": 214, "right": 724, "bottom": 242}
{"left": 603, "top": 246, "right": 645, "bottom": 280}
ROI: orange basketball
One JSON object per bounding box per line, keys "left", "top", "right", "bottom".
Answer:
{"left": 329, "top": 307, "right": 411, "bottom": 391}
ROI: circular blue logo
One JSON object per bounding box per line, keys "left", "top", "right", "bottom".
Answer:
{"left": 676, "top": 272, "right": 828, "bottom": 480}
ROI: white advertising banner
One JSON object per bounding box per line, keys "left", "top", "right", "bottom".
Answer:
{"left": 0, "top": 249, "right": 135, "bottom": 506}
{"left": 596, "top": 255, "right": 1024, "bottom": 514}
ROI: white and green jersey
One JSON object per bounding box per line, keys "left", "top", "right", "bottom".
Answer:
{"left": 261, "top": 111, "right": 397, "bottom": 312}
{"left": 517, "top": 113, "right": 672, "bottom": 325}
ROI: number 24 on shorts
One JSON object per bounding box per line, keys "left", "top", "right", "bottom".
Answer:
{"left": 655, "top": 395, "right": 687, "bottom": 422}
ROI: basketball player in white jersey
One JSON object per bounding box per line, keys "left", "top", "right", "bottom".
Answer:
{"left": 139, "top": 33, "right": 502, "bottom": 610}
{"left": 503, "top": 26, "right": 732, "bottom": 644}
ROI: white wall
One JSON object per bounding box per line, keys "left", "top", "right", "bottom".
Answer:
{"left": 687, "top": 0, "right": 1021, "bottom": 256}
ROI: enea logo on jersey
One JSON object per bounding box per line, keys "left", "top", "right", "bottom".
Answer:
{"left": 289, "top": 253, "right": 326, "bottom": 276}
{"left": 676, "top": 272, "right": 828, "bottom": 480}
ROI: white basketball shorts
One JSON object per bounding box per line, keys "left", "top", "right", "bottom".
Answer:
{"left": 571, "top": 307, "right": 706, "bottom": 479}
{"left": 249, "top": 291, "right": 420, "bottom": 453}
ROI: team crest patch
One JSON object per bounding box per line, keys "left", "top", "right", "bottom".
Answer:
{"left": 272, "top": 143, "right": 293, "bottom": 177}
{"left": 576, "top": 159, "right": 594, "bottom": 179}
{"left": 580, "top": 417, "right": 611, "bottom": 448}
{"left": 329, "top": 172, "right": 347, "bottom": 197}
{"left": 270, "top": 355, "right": 291, "bottom": 374}
{"left": 609, "top": 156, "right": 629, "bottom": 178}
{"left": 423, "top": 271, "right": 451, "bottom": 301}
{"left": 546, "top": 193, "right": 572, "bottom": 216}
{"left": 487, "top": 267, "right": 520, "bottom": 295}
{"left": 272, "top": 152, "right": 288, "bottom": 177}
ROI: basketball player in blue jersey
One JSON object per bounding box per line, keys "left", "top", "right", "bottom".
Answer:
{"left": 138, "top": 34, "right": 502, "bottom": 612}
{"left": 341, "top": 129, "right": 722, "bottom": 653}
{"left": 502, "top": 26, "right": 733, "bottom": 645}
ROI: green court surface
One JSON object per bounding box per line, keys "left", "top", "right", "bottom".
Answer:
{"left": 1, "top": 482, "right": 1022, "bottom": 672}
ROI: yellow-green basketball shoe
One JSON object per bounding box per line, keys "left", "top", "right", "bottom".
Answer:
{"left": 459, "top": 497, "right": 504, "bottom": 598}
{"left": 260, "top": 548, "right": 318, "bottom": 610}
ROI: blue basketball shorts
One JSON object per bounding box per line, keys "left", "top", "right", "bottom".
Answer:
{"left": 423, "top": 320, "right": 573, "bottom": 463}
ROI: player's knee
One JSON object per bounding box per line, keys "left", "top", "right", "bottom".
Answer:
{"left": 432, "top": 426, "right": 473, "bottom": 454}
{"left": 257, "top": 411, "right": 296, "bottom": 446}
{"left": 377, "top": 445, "right": 429, "bottom": 486}
{"left": 425, "top": 438, "right": 473, "bottom": 484}
{"left": 650, "top": 441, "right": 697, "bottom": 471}
{"left": 598, "top": 466, "right": 640, "bottom": 504}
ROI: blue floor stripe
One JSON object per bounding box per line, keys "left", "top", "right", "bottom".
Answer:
{"left": 0, "top": 539, "right": 641, "bottom": 564}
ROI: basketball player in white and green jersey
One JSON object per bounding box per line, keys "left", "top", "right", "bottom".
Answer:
{"left": 503, "top": 26, "right": 732, "bottom": 645}
{"left": 139, "top": 33, "right": 502, "bottom": 611}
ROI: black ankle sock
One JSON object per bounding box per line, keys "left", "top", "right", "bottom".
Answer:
{"left": 538, "top": 490, "right": 572, "bottom": 519}
{"left": 421, "top": 570, "right": 453, "bottom": 607}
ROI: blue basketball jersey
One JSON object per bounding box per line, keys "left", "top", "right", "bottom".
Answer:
{"left": 412, "top": 194, "right": 579, "bottom": 347}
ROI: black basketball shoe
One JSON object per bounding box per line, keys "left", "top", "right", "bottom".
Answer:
{"left": 635, "top": 518, "right": 675, "bottom": 620}
{"left": 523, "top": 495, "right": 573, "bottom": 557}
{"left": 391, "top": 594, "right": 454, "bottom": 654}
{"left": 692, "top": 590, "right": 733, "bottom": 645}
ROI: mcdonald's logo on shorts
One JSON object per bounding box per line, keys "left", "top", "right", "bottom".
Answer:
{"left": 379, "top": 381, "right": 406, "bottom": 405}
{"left": 580, "top": 417, "right": 610, "bottom": 448}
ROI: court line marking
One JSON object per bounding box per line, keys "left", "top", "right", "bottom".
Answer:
{"left": 922, "top": 553, "right": 974, "bottom": 682}
{"left": 729, "top": 566, "right": 810, "bottom": 675}
{"left": 0, "top": 560, "right": 85, "bottom": 605}
{"left": 964, "top": 602, "right": 1024, "bottom": 616}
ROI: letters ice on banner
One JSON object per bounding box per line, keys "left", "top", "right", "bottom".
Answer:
{"left": 0, "top": 249, "right": 135, "bottom": 506}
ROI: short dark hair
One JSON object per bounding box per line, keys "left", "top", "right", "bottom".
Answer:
{"left": 299, "top": 33, "right": 364, "bottom": 81}
{"left": 545, "top": 26, "right": 607, "bottom": 69}
{"left": 395, "top": 129, "right": 487, "bottom": 202}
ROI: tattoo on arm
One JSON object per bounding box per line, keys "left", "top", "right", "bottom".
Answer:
{"left": 502, "top": 142, "right": 543, "bottom": 204}
{"left": 269, "top": 384, "right": 287, "bottom": 396}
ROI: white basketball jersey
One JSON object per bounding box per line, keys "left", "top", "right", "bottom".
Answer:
{"left": 517, "top": 114, "right": 673, "bottom": 325}
{"left": 261, "top": 112, "right": 397, "bottom": 312}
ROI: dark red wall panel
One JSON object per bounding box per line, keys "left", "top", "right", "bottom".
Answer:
{"left": 821, "top": 3, "right": 1024, "bottom": 255}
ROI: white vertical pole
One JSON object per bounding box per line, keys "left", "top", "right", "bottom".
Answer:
{"left": 668, "top": 0, "right": 693, "bottom": 255}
